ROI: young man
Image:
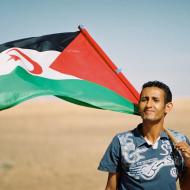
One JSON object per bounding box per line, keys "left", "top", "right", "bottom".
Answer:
{"left": 98, "top": 81, "right": 190, "bottom": 190}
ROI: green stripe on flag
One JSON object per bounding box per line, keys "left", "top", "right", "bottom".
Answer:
{"left": 0, "top": 66, "right": 138, "bottom": 114}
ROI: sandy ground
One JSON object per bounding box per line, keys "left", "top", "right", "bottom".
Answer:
{"left": 0, "top": 97, "right": 190, "bottom": 190}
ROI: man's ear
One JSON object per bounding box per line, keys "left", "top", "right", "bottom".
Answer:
{"left": 165, "top": 102, "right": 173, "bottom": 114}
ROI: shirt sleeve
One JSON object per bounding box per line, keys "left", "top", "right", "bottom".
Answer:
{"left": 98, "top": 135, "right": 121, "bottom": 173}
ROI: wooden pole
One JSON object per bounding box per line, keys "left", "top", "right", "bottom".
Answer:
{"left": 163, "top": 127, "right": 178, "bottom": 145}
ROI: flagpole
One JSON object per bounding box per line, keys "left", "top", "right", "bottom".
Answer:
{"left": 163, "top": 127, "right": 178, "bottom": 144}
{"left": 78, "top": 25, "right": 139, "bottom": 104}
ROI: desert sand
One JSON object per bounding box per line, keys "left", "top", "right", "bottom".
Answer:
{"left": 0, "top": 97, "right": 190, "bottom": 190}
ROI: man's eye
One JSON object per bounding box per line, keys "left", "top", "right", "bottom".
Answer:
{"left": 140, "top": 98, "right": 147, "bottom": 102}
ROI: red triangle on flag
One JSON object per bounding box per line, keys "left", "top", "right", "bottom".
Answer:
{"left": 50, "top": 26, "right": 139, "bottom": 104}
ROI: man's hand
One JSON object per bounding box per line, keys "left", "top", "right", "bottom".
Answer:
{"left": 176, "top": 142, "right": 190, "bottom": 190}
{"left": 176, "top": 142, "right": 190, "bottom": 168}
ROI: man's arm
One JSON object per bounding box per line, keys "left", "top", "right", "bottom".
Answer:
{"left": 179, "top": 169, "right": 190, "bottom": 190}
{"left": 176, "top": 142, "right": 190, "bottom": 190}
{"left": 105, "top": 172, "right": 120, "bottom": 190}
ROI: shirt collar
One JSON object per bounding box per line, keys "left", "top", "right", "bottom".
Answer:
{"left": 133, "top": 123, "right": 170, "bottom": 147}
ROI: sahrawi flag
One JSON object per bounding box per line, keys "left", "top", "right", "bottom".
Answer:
{"left": 0, "top": 25, "right": 139, "bottom": 114}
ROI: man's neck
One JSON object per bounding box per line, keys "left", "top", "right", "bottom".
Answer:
{"left": 142, "top": 120, "right": 164, "bottom": 144}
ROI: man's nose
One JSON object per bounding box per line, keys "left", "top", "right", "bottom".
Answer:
{"left": 146, "top": 100, "right": 153, "bottom": 107}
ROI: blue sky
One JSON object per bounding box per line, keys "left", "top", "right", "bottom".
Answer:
{"left": 0, "top": 0, "right": 190, "bottom": 98}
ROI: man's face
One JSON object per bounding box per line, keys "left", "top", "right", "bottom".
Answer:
{"left": 138, "top": 87, "right": 170, "bottom": 122}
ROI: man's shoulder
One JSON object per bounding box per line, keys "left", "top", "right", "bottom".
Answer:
{"left": 115, "top": 127, "right": 137, "bottom": 145}
{"left": 167, "top": 128, "right": 188, "bottom": 142}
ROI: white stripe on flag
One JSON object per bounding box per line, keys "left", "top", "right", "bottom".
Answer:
{"left": 0, "top": 48, "right": 80, "bottom": 80}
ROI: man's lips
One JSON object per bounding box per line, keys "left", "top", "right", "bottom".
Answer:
{"left": 144, "top": 109, "right": 155, "bottom": 114}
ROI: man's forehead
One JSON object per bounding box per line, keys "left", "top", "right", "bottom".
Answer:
{"left": 140, "top": 87, "right": 165, "bottom": 97}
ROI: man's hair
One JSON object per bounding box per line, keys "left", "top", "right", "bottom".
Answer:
{"left": 142, "top": 81, "right": 172, "bottom": 103}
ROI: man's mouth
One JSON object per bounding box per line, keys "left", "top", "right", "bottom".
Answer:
{"left": 144, "top": 109, "right": 155, "bottom": 114}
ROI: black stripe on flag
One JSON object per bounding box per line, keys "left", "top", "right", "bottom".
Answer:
{"left": 0, "top": 31, "right": 80, "bottom": 52}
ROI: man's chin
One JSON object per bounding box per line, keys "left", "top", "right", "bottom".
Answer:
{"left": 142, "top": 116, "right": 157, "bottom": 122}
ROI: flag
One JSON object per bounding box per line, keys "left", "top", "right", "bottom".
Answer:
{"left": 0, "top": 25, "right": 139, "bottom": 114}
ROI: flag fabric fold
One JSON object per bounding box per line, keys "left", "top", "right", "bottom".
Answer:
{"left": 0, "top": 25, "right": 139, "bottom": 114}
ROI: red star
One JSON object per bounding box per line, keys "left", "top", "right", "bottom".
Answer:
{"left": 8, "top": 54, "right": 21, "bottom": 61}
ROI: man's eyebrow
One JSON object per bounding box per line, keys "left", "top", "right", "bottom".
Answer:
{"left": 140, "top": 96, "right": 148, "bottom": 99}
{"left": 152, "top": 96, "right": 160, "bottom": 99}
{"left": 140, "top": 96, "right": 160, "bottom": 99}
